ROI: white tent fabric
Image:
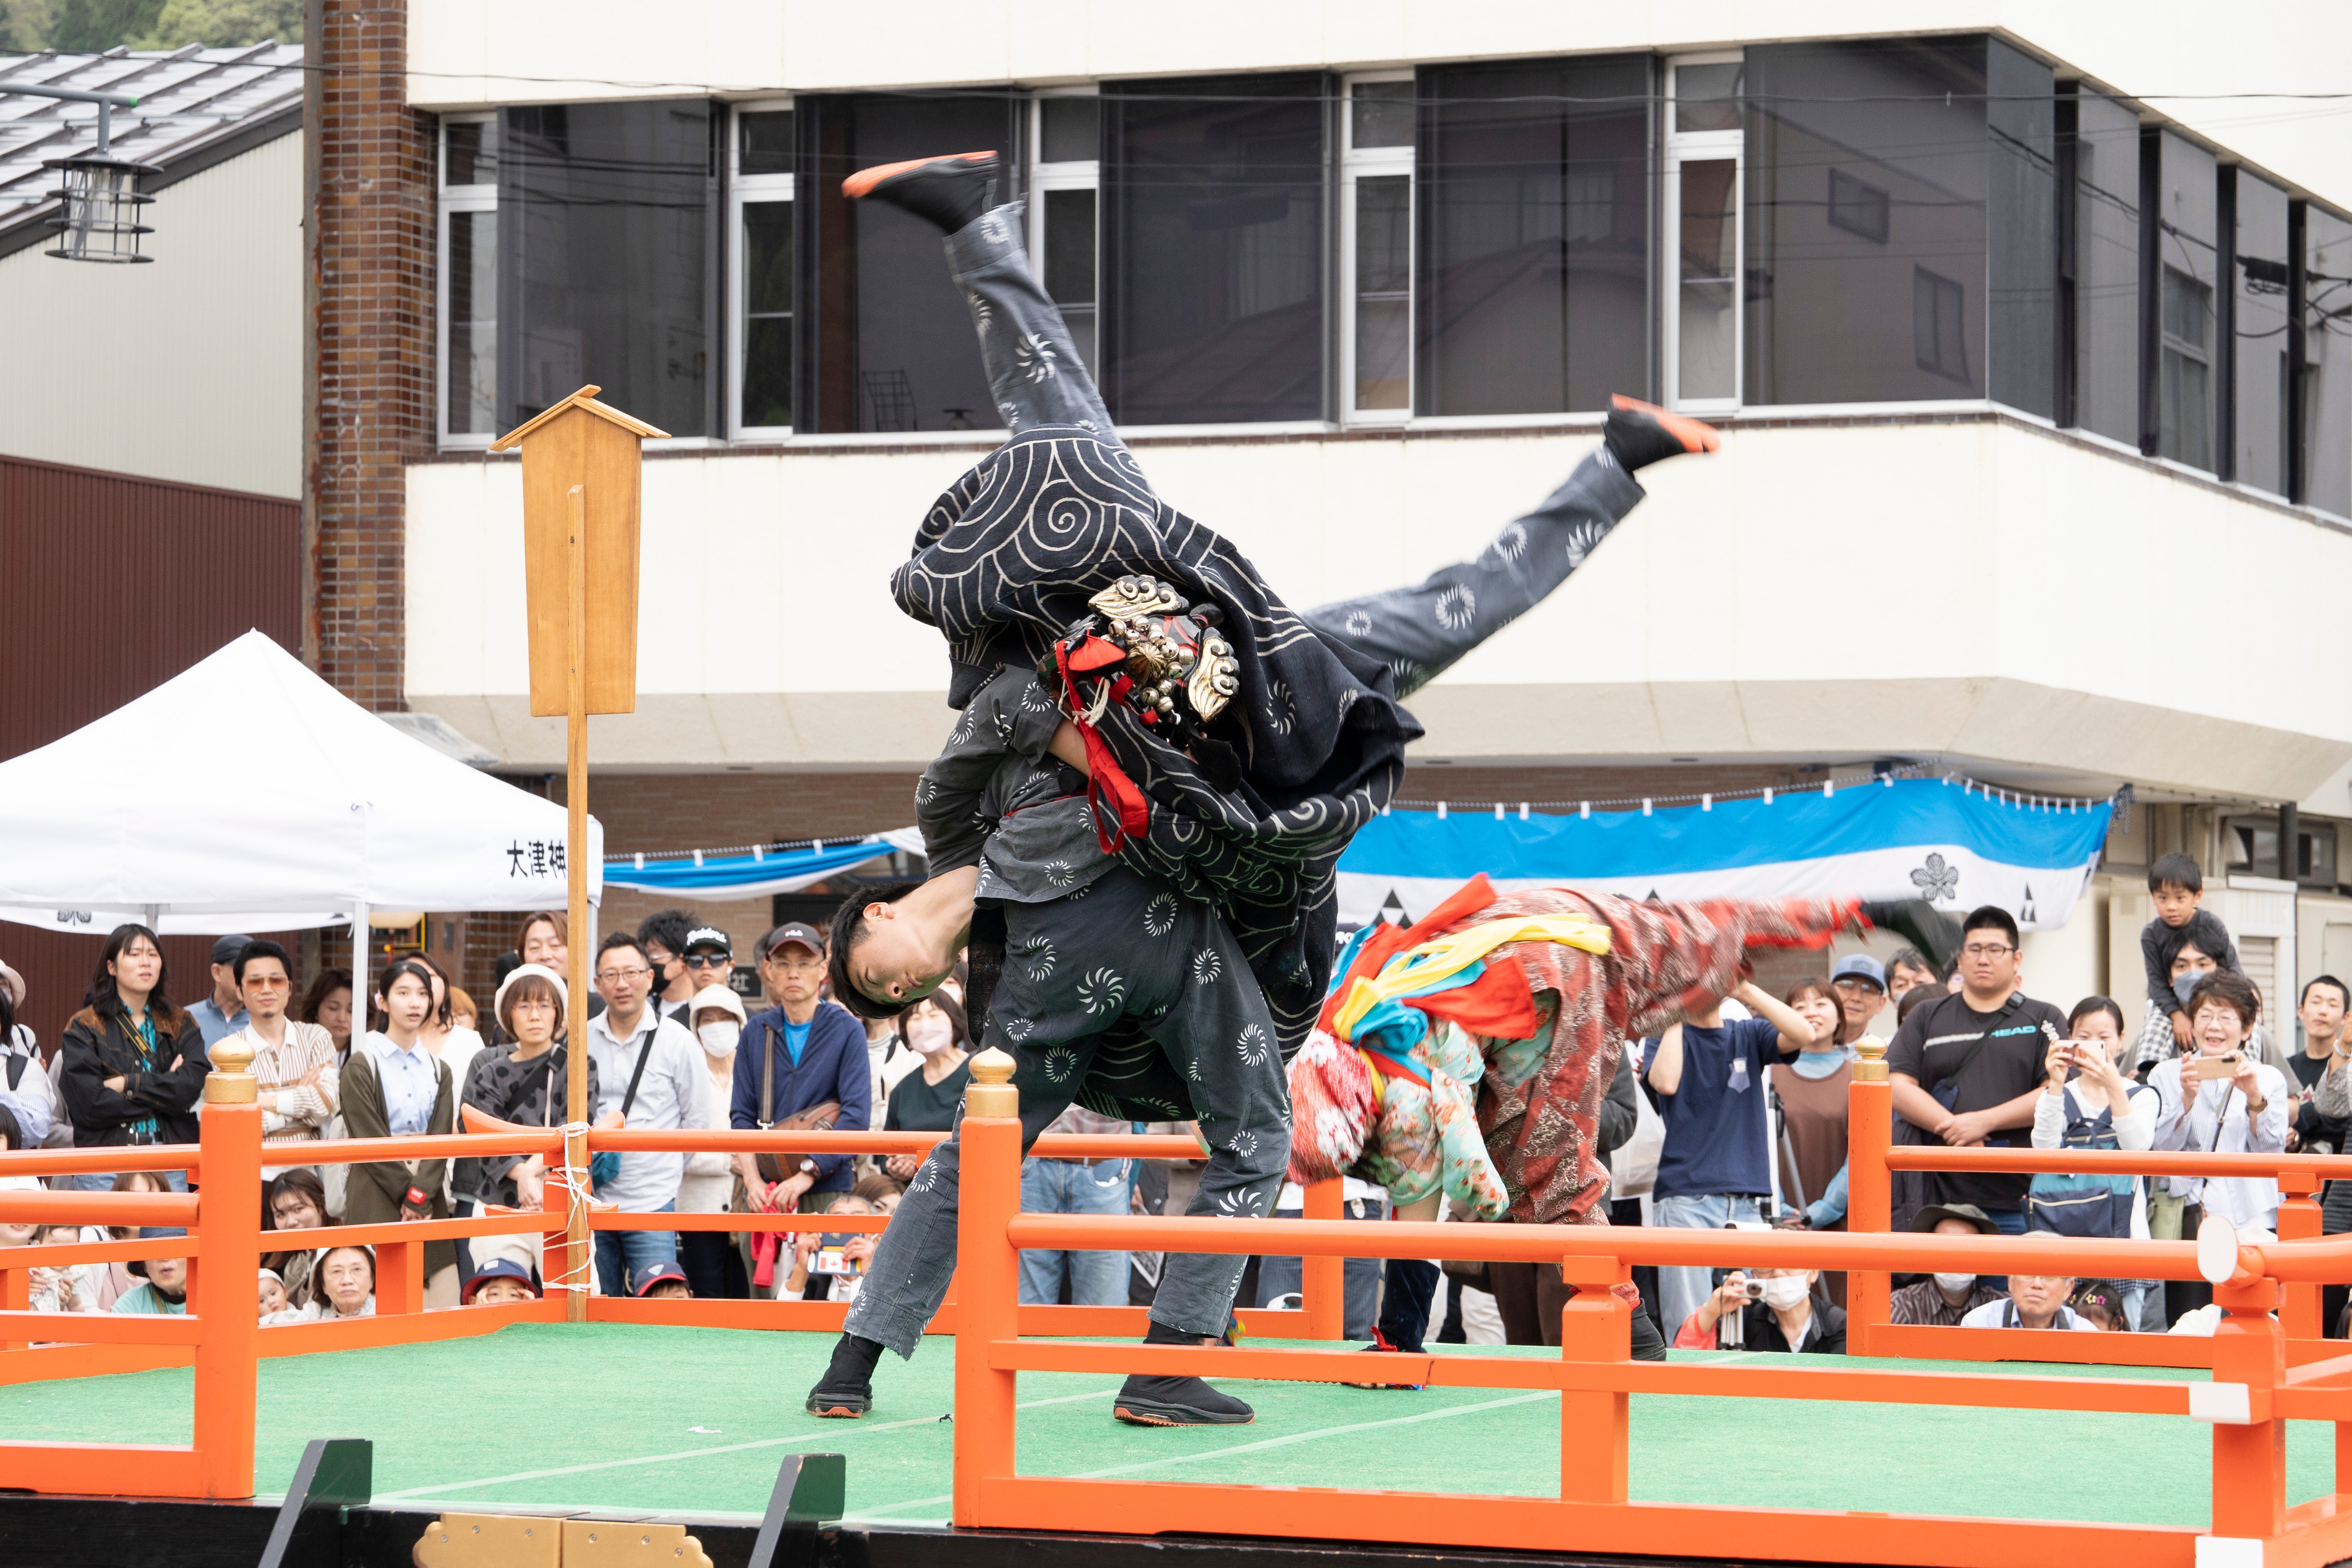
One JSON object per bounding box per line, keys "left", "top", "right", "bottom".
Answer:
{"left": 0, "top": 630, "right": 601, "bottom": 936}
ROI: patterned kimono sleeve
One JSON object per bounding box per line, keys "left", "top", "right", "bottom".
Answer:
{"left": 917, "top": 667, "right": 1055, "bottom": 872}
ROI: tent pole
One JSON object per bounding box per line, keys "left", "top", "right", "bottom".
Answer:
{"left": 562, "top": 483, "right": 591, "bottom": 1323}
{"left": 351, "top": 900, "right": 368, "bottom": 1050}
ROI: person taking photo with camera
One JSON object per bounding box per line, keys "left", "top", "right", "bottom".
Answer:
{"left": 1671, "top": 1265, "right": 1845, "bottom": 1353}
{"left": 2149, "top": 970, "right": 2288, "bottom": 1324}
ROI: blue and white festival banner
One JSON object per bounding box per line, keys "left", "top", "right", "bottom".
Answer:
{"left": 1336, "top": 777, "right": 2113, "bottom": 932}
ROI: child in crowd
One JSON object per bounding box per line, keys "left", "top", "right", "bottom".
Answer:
{"left": 27, "top": 1225, "right": 93, "bottom": 1314}
{"left": 258, "top": 1268, "right": 289, "bottom": 1319}
{"left": 2137, "top": 853, "right": 2241, "bottom": 1065}
{"left": 635, "top": 1264, "right": 694, "bottom": 1300}
{"left": 461, "top": 1259, "right": 540, "bottom": 1307}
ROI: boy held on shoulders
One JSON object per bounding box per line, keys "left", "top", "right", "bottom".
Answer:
{"left": 2132, "top": 854, "right": 2241, "bottom": 1071}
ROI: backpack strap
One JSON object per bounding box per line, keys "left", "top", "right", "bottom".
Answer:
{"left": 759, "top": 1017, "right": 776, "bottom": 1131}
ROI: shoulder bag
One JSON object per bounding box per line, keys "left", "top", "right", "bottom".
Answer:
{"left": 754, "top": 1018, "right": 840, "bottom": 1183}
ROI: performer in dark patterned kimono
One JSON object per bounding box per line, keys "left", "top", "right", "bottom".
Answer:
{"left": 804, "top": 150, "right": 1717, "bottom": 1427}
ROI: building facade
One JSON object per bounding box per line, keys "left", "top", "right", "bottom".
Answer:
{"left": 308, "top": 6, "right": 2352, "bottom": 1020}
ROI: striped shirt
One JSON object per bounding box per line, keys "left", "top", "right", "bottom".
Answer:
{"left": 240, "top": 1021, "right": 341, "bottom": 1144}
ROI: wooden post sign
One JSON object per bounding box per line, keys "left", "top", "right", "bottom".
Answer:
{"left": 490, "top": 384, "right": 665, "bottom": 1321}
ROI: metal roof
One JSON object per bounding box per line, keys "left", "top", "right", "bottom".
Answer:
{"left": 0, "top": 44, "right": 304, "bottom": 250}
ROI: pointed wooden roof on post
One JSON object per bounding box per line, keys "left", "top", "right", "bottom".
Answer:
{"left": 490, "top": 383, "right": 668, "bottom": 718}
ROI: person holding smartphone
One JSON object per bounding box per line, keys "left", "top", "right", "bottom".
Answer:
{"left": 2029, "top": 997, "right": 2161, "bottom": 1330}
{"left": 2149, "top": 971, "right": 2288, "bottom": 1324}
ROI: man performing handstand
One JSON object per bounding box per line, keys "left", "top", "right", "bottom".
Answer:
{"left": 805, "top": 149, "right": 1717, "bottom": 1427}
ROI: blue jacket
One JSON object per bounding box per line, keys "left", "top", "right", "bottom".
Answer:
{"left": 730, "top": 1000, "right": 871, "bottom": 1191}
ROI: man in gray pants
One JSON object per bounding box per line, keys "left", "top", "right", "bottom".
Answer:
{"left": 805, "top": 149, "right": 1716, "bottom": 1428}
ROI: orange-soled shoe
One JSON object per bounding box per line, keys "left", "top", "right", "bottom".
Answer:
{"left": 842, "top": 151, "right": 1001, "bottom": 234}
{"left": 1605, "top": 392, "right": 1722, "bottom": 469}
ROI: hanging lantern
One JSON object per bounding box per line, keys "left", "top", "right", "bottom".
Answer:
{"left": 42, "top": 151, "right": 160, "bottom": 263}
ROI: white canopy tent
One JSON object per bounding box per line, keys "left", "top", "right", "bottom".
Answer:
{"left": 0, "top": 630, "right": 601, "bottom": 1013}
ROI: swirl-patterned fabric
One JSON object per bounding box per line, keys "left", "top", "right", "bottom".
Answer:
{"left": 893, "top": 426, "right": 1422, "bottom": 1057}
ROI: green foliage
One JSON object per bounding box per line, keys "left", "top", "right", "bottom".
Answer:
{"left": 1, "top": 0, "right": 299, "bottom": 50}
{"left": 140, "top": 0, "right": 301, "bottom": 47}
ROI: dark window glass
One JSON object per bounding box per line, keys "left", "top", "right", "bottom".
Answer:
{"left": 1419, "top": 54, "right": 1650, "bottom": 416}
{"left": 446, "top": 209, "right": 496, "bottom": 434}
{"left": 445, "top": 120, "right": 494, "bottom": 187}
{"left": 1041, "top": 96, "right": 1100, "bottom": 163}
{"left": 2157, "top": 131, "right": 2218, "bottom": 469}
{"left": 1827, "top": 169, "right": 1890, "bottom": 244}
{"left": 1102, "top": 73, "right": 1327, "bottom": 426}
{"left": 742, "top": 200, "right": 793, "bottom": 428}
{"left": 1675, "top": 62, "right": 1742, "bottom": 133}
{"left": 839, "top": 93, "right": 1016, "bottom": 431}
{"left": 1354, "top": 173, "right": 1410, "bottom": 408}
{"left": 1351, "top": 80, "right": 1414, "bottom": 149}
{"left": 1915, "top": 266, "right": 1969, "bottom": 382}
{"left": 498, "top": 101, "right": 714, "bottom": 437}
{"left": 1745, "top": 38, "right": 1996, "bottom": 405}
{"left": 2233, "top": 171, "right": 2290, "bottom": 495}
{"left": 740, "top": 110, "right": 795, "bottom": 176}
{"left": 1043, "top": 187, "right": 1097, "bottom": 371}
{"left": 2071, "top": 93, "right": 2140, "bottom": 445}
{"left": 1985, "top": 39, "right": 2054, "bottom": 418}
{"left": 2304, "top": 207, "right": 2352, "bottom": 515}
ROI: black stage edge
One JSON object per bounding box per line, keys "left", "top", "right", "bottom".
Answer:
{"left": 0, "top": 1493, "right": 1895, "bottom": 1568}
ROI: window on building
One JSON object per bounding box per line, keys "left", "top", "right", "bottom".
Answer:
{"left": 437, "top": 116, "right": 497, "bottom": 445}
{"left": 1418, "top": 53, "right": 1650, "bottom": 417}
{"left": 1344, "top": 75, "right": 1413, "bottom": 421}
{"left": 1029, "top": 91, "right": 1099, "bottom": 374}
{"left": 732, "top": 103, "right": 795, "bottom": 435}
{"left": 2065, "top": 90, "right": 2141, "bottom": 446}
{"left": 2224, "top": 815, "right": 2338, "bottom": 888}
{"left": 1102, "top": 72, "right": 1329, "bottom": 426}
{"left": 2155, "top": 132, "right": 2218, "bottom": 470}
{"left": 2305, "top": 206, "right": 2352, "bottom": 515}
{"left": 1744, "top": 36, "right": 2052, "bottom": 408}
{"left": 802, "top": 93, "right": 1017, "bottom": 434}
{"left": 1664, "top": 56, "right": 1741, "bottom": 409}
{"left": 497, "top": 100, "right": 716, "bottom": 438}
{"left": 2232, "top": 169, "right": 2290, "bottom": 495}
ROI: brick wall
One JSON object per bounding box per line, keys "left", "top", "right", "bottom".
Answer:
{"left": 307, "top": 0, "right": 432, "bottom": 711}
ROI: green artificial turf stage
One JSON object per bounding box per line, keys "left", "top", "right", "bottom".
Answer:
{"left": 0, "top": 1324, "right": 2332, "bottom": 1530}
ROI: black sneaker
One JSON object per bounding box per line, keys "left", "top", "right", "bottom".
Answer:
{"left": 1113, "top": 1372, "right": 1256, "bottom": 1426}
{"left": 805, "top": 1332, "right": 882, "bottom": 1418}
{"left": 842, "top": 151, "right": 1001, "bottom": 234}
{"left": 1602, "top": 393, "right": 1722, "bottom": 472}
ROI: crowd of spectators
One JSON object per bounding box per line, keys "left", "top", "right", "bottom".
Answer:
{"left": 0, "top": 850, "right": 2340, "bottom": 1348}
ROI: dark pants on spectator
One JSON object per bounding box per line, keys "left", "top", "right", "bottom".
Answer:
{"left": 1255, "top": 1197, "right": 1385, "bottom": 1338}
{"left": 681, "top": 1228, "right": 751, "bottom": 1299}
{"left": 1379, "top": 1258, "right": 1441, "bottom": 1353}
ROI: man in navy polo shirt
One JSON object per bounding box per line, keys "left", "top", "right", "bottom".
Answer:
{"left": 1643, "top": 979, "right": 1821, "bottom": 1339}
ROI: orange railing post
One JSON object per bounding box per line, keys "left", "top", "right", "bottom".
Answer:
{"left": 192, "top": 1036, "right": 262, "bottom": 1499}
{"left": 954, "top": 1049, "right": 1024, "bottom": 1528}
{"left": 2209, "top": 1272, "right": 2287, "bottom": 1541}
{"left": 377, "top": 1239, "right": 424, "bottom": 1317}
{"left": 2276, "top": 1172, "right": 2323, "bottom": 1341}
{"left": 1558, "top": 1259, "right": 1632, "bottom": 1504}
{"left": 1302, "top": 1177, "right": 1344, "bottom": 1340}
{"left": 0, "top": 1251, "right": 26, "bottom": 1351}
{"left": 1846, "top": 1040, "right": 1893, "bottom": 1353}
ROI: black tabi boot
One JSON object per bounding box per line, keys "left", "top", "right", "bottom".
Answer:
{"left": 805, "top": 1332, "right": 883, "bottom": 1418}
{"left": 1113, "top": 1318, "right": 1257, "bottom": 1427}
{"left": 1602, "top": 393, "right": 1722, "bottom": 472}
{"left": 842, "top": 150, "right": 1002, "bottom": 234}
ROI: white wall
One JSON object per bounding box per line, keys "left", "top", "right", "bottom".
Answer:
{"left": 0, "top": 132, "right": 301, "bottom": 499}
{"left": 405, "top": 416, "right": 2352, "bottom": 786}
{"left": 407, "top": 1, "right": 2352, "bottom": 212}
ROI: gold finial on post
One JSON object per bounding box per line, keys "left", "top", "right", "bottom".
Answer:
{"left": 205, "top": 1034, "right": 257, "bottom": 1104}
{"left": 964, "top": 1045, "right": 1020, "bottom": 1118}
{"left": 1852, "top": 1034, "right": 1889, "bottom": 1083}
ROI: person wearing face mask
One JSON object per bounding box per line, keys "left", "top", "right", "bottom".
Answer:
{"left": 2129, "top": 933, "right": 2279, "bottom": 1076}
{"left": 1887, "top": 1204, "right": 2009, "bottom": 1326}
{"left": 880, "top": 994, "right": 973, "bottom": 1152}
{"left": 1673, "top": 1265, "right": 1844, "bottom": 1352}
{"left": 2151, "top": 970, "right": 2288, "bottom": 1326}
{"left": 678, "top": 984, "right": 751, "bottom": 1298}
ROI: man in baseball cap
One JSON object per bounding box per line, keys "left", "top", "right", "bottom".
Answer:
{"left": 1828, "top": 953, "right": 1888, "bottom": 1051}
{"left": 734, "top": 918, "right": 868, "bottom": 1261}
{"left": 189, "top": 935, "right": 253, "bottom": 1046}
{"left": 679, "top": 926, "right": 736, "bottom": 996}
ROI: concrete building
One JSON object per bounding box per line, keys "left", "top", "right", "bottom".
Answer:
{"left": 17, "top": 8, "right": 2352, "bottom": 1031}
